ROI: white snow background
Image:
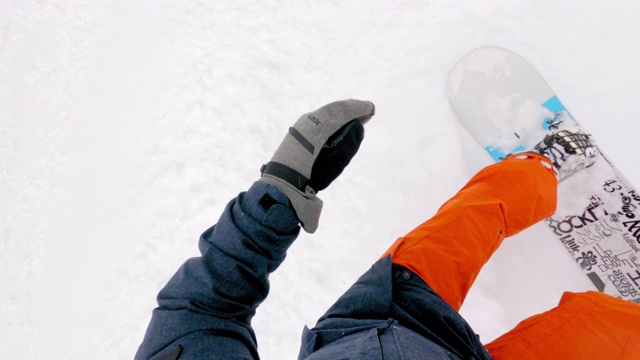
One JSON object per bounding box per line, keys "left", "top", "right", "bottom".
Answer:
{"left": 3, "top": 1, "right": 640, "bottom": 359}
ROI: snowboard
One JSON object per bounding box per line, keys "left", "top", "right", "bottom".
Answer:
{"left": 446, "top": 46, "right": 640, "bottom": 303}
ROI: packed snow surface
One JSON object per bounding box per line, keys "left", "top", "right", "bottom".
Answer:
{"left": 3, "top": 2, "right": 640, "bottom": 359}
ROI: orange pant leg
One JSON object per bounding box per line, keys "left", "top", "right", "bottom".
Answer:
{"left": 485, "top": 291, "right": 640, "bottom": 360}
{"left": 382, "top": 154, "right": 557, "bottom": 310}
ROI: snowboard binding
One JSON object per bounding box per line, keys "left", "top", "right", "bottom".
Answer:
{"left": 533, "top": 119, "right": 598, "bottom": 181}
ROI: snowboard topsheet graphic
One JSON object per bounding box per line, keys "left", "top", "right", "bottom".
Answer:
{"left": 447, "top": 46, "right": 640, "bottom": 303}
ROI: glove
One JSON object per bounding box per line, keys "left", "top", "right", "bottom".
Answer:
{"left": 260, "top": 99, "right": 375, "bottom": 233}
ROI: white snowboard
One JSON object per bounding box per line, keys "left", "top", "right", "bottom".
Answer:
{"left": 447, "top": 46, "right": 640, "bottom": 303}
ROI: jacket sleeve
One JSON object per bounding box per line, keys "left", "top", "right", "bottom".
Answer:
{"left": 135, "top": 181, "right": 301, "bottom": 360}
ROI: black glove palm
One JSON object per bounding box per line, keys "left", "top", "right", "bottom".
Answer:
{"left": 308, "top": 120, "right": 365, "bottom": 192}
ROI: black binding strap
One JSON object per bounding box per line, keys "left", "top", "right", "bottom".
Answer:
{"left": 261, "top": 162, "right": 309, "bottom": 192}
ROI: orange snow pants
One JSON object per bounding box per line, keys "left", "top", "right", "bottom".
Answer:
{"left": 382, "top": 154, "right": 640, "bottom": 360}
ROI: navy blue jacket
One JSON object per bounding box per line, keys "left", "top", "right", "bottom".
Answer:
{"left": 136, "top": 182, "right": 492, "bottom": 359}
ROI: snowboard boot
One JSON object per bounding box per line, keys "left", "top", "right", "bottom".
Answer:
{"left": 530, "top": 120, "right": 598, "bottom": 181}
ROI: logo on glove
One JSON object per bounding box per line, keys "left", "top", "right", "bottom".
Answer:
{"left": 307, "top": 114, "right": 322, "bottom": 125}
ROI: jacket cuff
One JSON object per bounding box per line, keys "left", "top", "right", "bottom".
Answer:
{"left": 241, "top": 181, "right": 301, "bottom": 234}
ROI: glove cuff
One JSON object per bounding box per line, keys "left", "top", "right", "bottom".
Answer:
{"left": 259, "top": 175, "right": 323, "bottom": 233}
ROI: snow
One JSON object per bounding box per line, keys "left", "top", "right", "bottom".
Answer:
{"left": 2, "top": 1, "right": 640, "bottom": 359}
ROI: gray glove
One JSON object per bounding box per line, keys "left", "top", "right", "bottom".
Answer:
{"left": 260, "top": 99, "right": 375, "bottom": 233}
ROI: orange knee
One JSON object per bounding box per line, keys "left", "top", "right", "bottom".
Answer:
{"left": 382, "top": 156, "right": 558, "bottom": 310}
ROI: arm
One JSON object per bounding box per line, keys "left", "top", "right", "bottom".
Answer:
{"left": 135, "top": 182, "right": 300, "bottom": 359}
{"left": 135, "top": 100, "right": 375, "bottom": 359}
